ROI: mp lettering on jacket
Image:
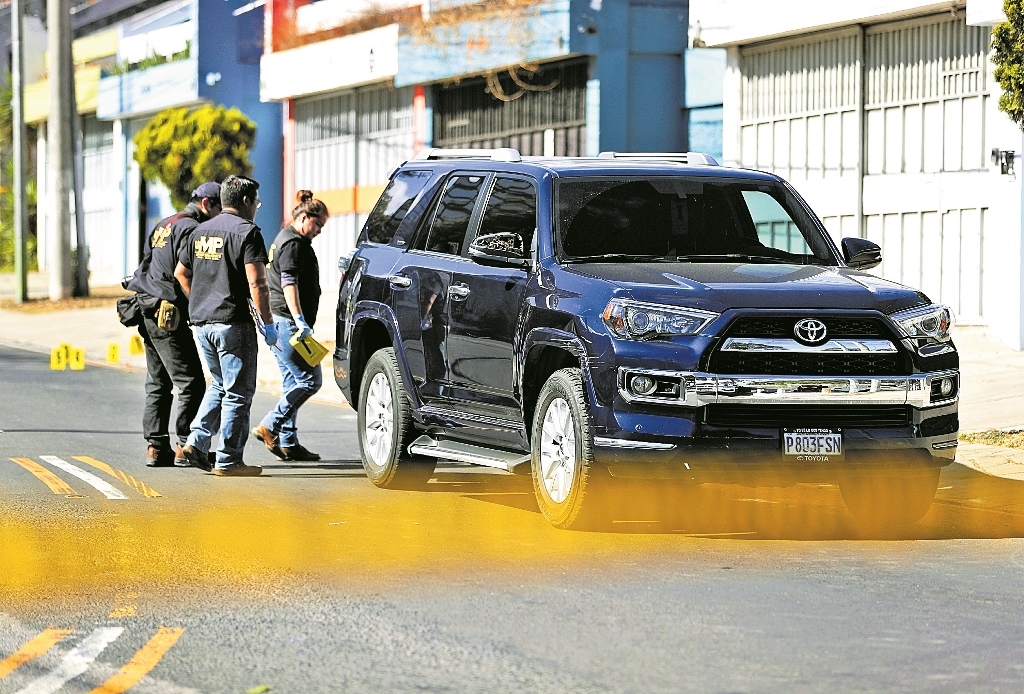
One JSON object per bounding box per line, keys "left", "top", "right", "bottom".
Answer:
{"left": 195, "top": 236, "right": 225, "bottom": 261}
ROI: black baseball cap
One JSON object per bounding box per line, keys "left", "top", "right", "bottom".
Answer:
{"left": 192, "top": 182, "right": 221, "bottom": 200}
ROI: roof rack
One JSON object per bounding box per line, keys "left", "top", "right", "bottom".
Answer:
{"left": 597, "top": 151, "right": 719, "bottom": 166}
{"left": 414, "top": 148, "right": 523, "bottom": 163}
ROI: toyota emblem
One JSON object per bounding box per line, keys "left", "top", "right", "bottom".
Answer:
{"left": 793, "top": 318, "right": 828, "bottom": 345}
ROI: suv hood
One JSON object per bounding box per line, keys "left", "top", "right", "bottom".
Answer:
{"left": 563, "top": 262, "right": 927, "bottom": 314}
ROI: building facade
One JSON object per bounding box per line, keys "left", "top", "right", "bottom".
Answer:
{"left": 260, "top": 0, "right": 700, "bottom": 286}
{"left": 29, "top": 0, "right": 282, "bottom": 287}
{"left": 691, "top": 0, "right": 1024, "bottom": 350}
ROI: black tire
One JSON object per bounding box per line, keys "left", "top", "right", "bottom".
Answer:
{"left": 530, "top": 368, "right": 607, "bottom": 529}
{"left": 838, "top": 467, "right": 940, "bottom": 534}
{"left": 357, "top": 348, "right": 436, "bottom": 489}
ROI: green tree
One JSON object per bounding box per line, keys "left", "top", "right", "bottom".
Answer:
{"left": 0, "top": 71, "right": 37, "bottom": 272}
{"left": 993, "top": 0, "right": 1024, "bottom": 127}
{"left": 133, "top": 105, "right": 256, "bottom": 209}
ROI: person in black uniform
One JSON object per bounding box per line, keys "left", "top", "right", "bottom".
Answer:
{"left": 252, "top": 190, "right": 328, "bottom": 461}
{"left": 125, "top": 182, "right": 221, "bottom": 467}
{"left": 173, "top": 175, "right": 277, "bottom": 477}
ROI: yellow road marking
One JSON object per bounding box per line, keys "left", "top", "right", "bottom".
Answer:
{"left": 88, "top": 626, "right": 184, "bottom": 694}
{"left": 0, "top": 627, "right": 73, "bottom": 679}
{"left": 108, "top": 593, "right": 138, "bottom": 619}
{"left": 72, "top": 456, "right": 162, "bottom": 498}
{"left": 8, "top": 458, "right": 77, "bottom": 496}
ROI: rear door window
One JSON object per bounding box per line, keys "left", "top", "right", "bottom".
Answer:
{"left": 474, "top": 176, "right": 537, "bottom": 258}
{"left": 363, "top": 169, "right": 433, "bottom": 244}
{"left": 419, "top": 174, "right": 488, "bottom": 256}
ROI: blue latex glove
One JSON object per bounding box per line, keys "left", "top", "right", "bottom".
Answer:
{"left": 294, "top": 314, "right": 313, "bottom": 341}
{"left": 264, "top": 322, "right": 279, "bottom": 348}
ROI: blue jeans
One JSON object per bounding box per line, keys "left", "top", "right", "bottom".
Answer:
{"left": 260, "top": 315, "right": 322, "bottom": 447}
{"left": 187, "top": 322, "right": 258, "bottom": 468}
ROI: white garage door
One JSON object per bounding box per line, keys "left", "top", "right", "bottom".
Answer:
{"left": 739, "top": 14, "right": 992, "bottom": 321}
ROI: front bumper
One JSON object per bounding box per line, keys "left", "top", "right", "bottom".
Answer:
{"left": 594, "top": 369, "right": 959, "bottom": 482}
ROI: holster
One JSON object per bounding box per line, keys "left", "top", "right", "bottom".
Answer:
{"left": 156, "top": 300, "right": 180, "bottom": 331}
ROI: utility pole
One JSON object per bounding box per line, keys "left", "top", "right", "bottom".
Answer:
{"left": 11, "top": 0, "right": 28, "bottom": 303}
{"left": 47, "top": 0, "right": 73, "bottom": 300}
{"left": 69, "top": 62, "right": 88, "bottom": 297}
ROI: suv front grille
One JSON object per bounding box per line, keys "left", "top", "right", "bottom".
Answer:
{"left": 726, "top": 317, "right": 888, "bottom": 338}
{"left": 710, "top": 315, "right": 904, "bottom": 375}
{"left": 705, "top": 404, "right": 911, "bottom": 428}
{"left": 710, "top": 352, "right": 901, "bottom": 376}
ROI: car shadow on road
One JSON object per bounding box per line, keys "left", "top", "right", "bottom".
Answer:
{"left": 425, "top": 464, "right": 1024, "bottom": 541}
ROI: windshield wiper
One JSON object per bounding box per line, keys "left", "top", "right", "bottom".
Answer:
{"left": 672, "top": 254, "right": 818, "bottom": 265}
{"left": 563, "top": 253, "right": 666, "bottom": 263}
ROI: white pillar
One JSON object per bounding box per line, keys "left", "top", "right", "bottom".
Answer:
{"left": 721, "top": 46, "right": 742, "bottom": 169}
{"left": 35, "top": 121, "right": 48, "bottom": 273}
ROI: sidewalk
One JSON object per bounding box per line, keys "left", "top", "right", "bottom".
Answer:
{"left": 0, "top": 285, "right": 348, "bottom": 408}
{"left": 0, "top": 298, "right": 1021, "bottom": 477}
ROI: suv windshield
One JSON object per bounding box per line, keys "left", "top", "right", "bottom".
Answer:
{"left": 556, "top": 177, "right": 838, "bottom": 265}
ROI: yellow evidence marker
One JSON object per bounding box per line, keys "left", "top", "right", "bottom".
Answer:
{"left": 58, "top": 342, "right": 72, "bottom": 360}
{"left": 50, "top": 348, "right": 67, "bottom": 370}
{"left": 106, "top": 343, "right": 121, "bottom": 363}
{"left": 128, "top": 334, "right": 145, "bottom": 355}
{"left": 69, "top": 348, "right": 86, "bottom": 370}
{"left": 289, "top": 334, "right": 330, "bottom": 366}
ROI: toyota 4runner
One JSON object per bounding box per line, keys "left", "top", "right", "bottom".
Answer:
{"left": 334, "top": 148, "right": 959, "bottom": 530}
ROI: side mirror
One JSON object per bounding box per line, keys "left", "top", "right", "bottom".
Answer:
{"left": 841, "top": 237, "right": 882, "bottom": 270}
{"left": 468, "top": 232, "right": 529, "bottom": 268}
{"left": 337, "top": 251, "right": 356, "bottom": 284}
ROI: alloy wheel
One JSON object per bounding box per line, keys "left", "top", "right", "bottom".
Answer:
{"left": 364, "top": 372, "right": 394, "bottom": 468}
{"left": 539, "top": 397, "right": 577, "bottom": 504}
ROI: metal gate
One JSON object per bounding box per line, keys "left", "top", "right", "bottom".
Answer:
{"left": 738, "top": 14, "right": 992, "bottom": 321}
{"left": 433, "top": 58, "right": 588, "bottom": 156}
{"left": 81, "top": 116, "right": 120, "bottom": 285}
{"left": 294, "top": 84, "right": 414, "bottom": 287}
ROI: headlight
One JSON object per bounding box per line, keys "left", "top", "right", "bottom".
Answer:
{"left": 602, "top": 299, "right": 718, "bottom": 340}
{"left": 891, "top": 304, "right": 955, "bottom": 342}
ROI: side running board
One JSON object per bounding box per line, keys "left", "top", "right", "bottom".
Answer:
{"left": 408, "top": 435, "right": 530, "bottom": 473}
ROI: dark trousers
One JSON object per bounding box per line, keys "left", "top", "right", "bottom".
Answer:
{"left": 139, "top": 314, "right": 206, "bottom": 450}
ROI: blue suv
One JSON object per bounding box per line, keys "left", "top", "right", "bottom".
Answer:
{"left": 335, "top": 149, "right": 959, "bottom": 530}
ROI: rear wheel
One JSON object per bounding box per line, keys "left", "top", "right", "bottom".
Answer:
{"left": 357, "top": 348, "right": 436, "bottom": 489}
{"left": 531, "top": 368, "right": 607, "bottom": 529}
{"left": 838, "top": 467, "right": 940, "bottom": 533}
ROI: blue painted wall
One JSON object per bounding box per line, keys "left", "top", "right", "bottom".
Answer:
{"left": 198, "top": 2, "right": 284, "bottom": 248}
{"left": 569, "top": 0, "right": 688, "bottom": 153}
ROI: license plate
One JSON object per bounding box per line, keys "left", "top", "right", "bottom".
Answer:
{"left": 782, "top": 427, "right": 843, "bottom": 461}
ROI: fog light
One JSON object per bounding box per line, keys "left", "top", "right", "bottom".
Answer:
{"left": 630, "top": 374, "right": 657, "bottom": 396}
{"left": 939, "top": 378, "right": 953, "bottom": 397}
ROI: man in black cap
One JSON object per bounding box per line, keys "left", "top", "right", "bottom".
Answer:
{"left": 125, "top": 182, "right": 222, "bottom": 467}
{"left": 174, "top": 175, "right": 277, "bottom": 477}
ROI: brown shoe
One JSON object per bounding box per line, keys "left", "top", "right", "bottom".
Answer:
{"left": 173, "top": 444, "right": 190, "bottom": 467}
{"left": 180, "top": 444, "right": 212, "bottom": 472}
{"left": 282, "top": 444, "right": 321, "bottom": 461}
{"left": 146, "top": 445, "right": 174, "bottom": 468}
{"left": 252, "top": 424, "right": 286, "bottom": 460}
{"left": 214, "top": 463, "right": 263, "bottom": 477}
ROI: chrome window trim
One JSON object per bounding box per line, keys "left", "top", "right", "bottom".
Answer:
{"left": 617, "top": 367, "right": 959, "bottom": 408}
{"left": 720, "top": 338, "right": 898, "bottom": 353}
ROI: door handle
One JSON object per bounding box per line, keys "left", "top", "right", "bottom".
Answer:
{"left": 448, "top": 283, "right": 471, "bottom": 300}
{"left": 389, "top": 275, "right": 412, "bottom": 289}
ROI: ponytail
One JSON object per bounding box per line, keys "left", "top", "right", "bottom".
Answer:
{"left": 292, "top": 190, "right": 328, "bottom": 222}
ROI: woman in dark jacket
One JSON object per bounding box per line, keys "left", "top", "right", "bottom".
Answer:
{"left": 252, "top": 191, "right": 328, "bottom": 461}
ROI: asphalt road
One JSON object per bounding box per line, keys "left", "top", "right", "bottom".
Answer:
{"left": 2, "top": 343, "right": 1024, "bottom": 693}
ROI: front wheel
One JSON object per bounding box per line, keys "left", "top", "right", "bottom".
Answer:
{"left": 839, "top": 467, "right": 940, "bottom": 534}
{"left": 357, "top": 348, "right": 435, "bottom": 489}
{"left": 531, "top": 368, "right": 606, "bottom": 529}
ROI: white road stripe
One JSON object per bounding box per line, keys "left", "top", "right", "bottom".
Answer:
{"left": 39, "top": 456, "right": 128, "bottom": 500}
{"left": 13, "top": 627, "right": 123, "bottom": 694}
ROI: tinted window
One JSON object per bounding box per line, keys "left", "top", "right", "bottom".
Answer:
{"left": 423, "top": 175, "right": 486, "bottom": 255}
{"left": 363, "top": 170, "right": 433, "bottom": 244}
{"left": 557, "top": 178, "right": 836, "bottom": 265}
{"left": 477, "top": 177, "right": 537, "bottom": 255}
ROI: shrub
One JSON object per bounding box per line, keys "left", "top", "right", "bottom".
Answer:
{"left": 133, "top": 105, "right": 256, "bottom": 209}
{"left": 993, "top": 0, "right": 1024, "bottom": 127}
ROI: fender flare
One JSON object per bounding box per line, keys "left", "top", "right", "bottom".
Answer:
{"left": 520, "top": 327, "right": 600, "bottom": 423}
{"left": 349, "top": 301, "right": 423, "bottom": 410}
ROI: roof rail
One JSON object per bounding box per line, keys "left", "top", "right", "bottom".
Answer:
{"left": 597, "top": 151, "right": 720, "bottom": 166}
{"left": 414, "top": 148, "right": 523, "bottom": 163}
